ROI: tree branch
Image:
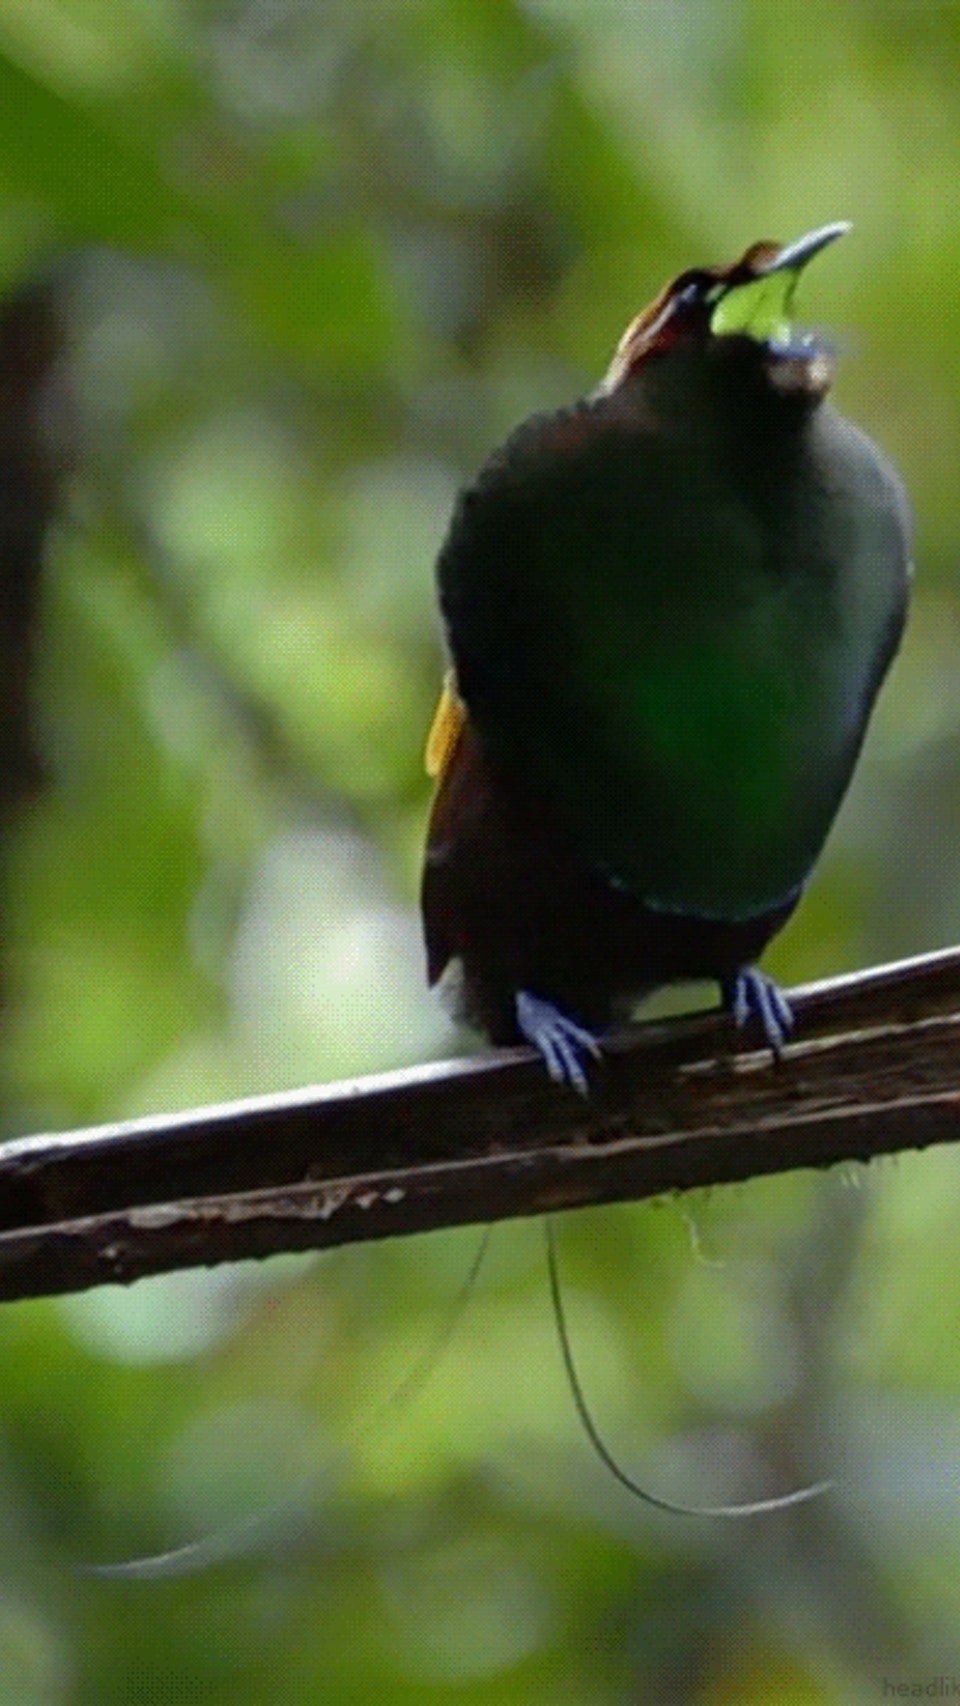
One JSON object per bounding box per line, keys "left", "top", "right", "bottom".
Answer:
{"left": 4, "top": 943, "right": 960, "bottom": 1303}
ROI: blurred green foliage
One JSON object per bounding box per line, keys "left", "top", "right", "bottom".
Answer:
{"left": 3, "top": 1, "right": 960, "bottom": 1700}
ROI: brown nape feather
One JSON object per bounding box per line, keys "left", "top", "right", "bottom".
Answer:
{"left": 600, "top": 238, "right": 784, "bottom": 390}
{"left": 422, "top": 695, "right": 799, "bottom": 1046}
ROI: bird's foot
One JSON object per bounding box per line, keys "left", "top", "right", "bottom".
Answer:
{"left": 515, "top": 991, "right": 603, "bottom": 1096}
{"left": 721, "top": 967, "right": 794, "bottom": 1061}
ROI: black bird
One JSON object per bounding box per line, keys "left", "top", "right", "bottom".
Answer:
{"left": 422, "top": 224, "right": 911, "bottom": 1090}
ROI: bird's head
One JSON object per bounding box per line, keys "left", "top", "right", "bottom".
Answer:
{"left": 602, "top": 222, "right": 850, "bottom": 405}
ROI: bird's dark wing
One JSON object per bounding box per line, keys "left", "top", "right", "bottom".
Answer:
{"left": 422, "top": 672, "right": 471, "bottom": 986}
{"left": 436, "top": 402, "right": 627, "bottom": 754}
{"left": 422, "top": 676, "right": 530, "bottom": 1037}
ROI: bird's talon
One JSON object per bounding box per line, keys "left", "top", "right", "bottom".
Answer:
{"left": 722, "top": 968, "right": 793, "bottom": 1061}
{"left": 516, "top": 991, "right": 602, "bottom": 1095}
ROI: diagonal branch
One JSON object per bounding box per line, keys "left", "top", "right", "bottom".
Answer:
{"left": 4, "top": 943, "right": 960, "bottom": 1303}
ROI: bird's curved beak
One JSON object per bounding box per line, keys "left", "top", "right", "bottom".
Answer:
{"left": 757, "top": 221, "right": 852, "bottom": 277}
{"left": 710, "top": 221, "right": 851, "bottom": 346}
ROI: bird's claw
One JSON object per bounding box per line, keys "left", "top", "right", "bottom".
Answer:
{"left": 722, "top": 967, "right": 794, "bottom": 1060}
{"left": 515, "top": 991, "right": 603, "bottom": 1096}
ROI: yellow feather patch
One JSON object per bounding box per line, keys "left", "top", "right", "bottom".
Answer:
{"left": 425, "top": 672, "right": 465, "bottom": 779}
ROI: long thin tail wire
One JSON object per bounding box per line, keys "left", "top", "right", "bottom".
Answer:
{"left": 86, "top": 1210, "right": 831, "bottom": 1579}
{"left": 544, "top": 1216, "right": 832, "bottom": 1519}
{"left": 84, "top": 1226, "right": 494, "bottom": 1580}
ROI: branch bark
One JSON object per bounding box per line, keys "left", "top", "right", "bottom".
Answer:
{"left": 4, "top": 943, "right": 960, "bottom": 1303}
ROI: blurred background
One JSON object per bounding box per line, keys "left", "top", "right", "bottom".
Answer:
{"left": 1, "top": 0, "right": 960, "bottom": 1700}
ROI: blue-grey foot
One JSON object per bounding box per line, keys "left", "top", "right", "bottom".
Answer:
{"left": 721, "top": 967, "right": 794, "bottom": 1061}
{"left": 515, "top": 991, "right": 603, "bottom": 1096}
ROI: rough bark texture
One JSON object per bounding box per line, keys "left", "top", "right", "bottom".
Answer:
{"left": 1, "top": 944, "right": 959, "bottom": 1301}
